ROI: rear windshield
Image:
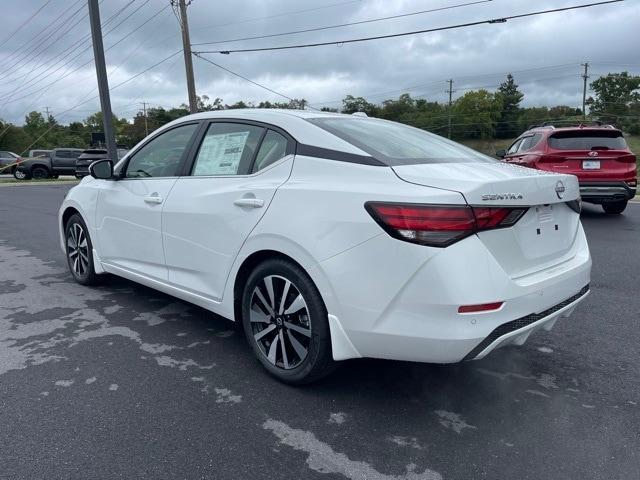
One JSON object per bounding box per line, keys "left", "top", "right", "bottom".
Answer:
{"left": 548, "top": 130, "right": 627, "bottom": 150}
{"left": 307, "top": 117, "right": 494, "bottom": 166}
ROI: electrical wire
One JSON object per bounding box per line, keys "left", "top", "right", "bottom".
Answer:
{"left": 191, "top": 0, "right": 364, "bottom": 32}
{"left": 192, "top": 0, "right": 493, "bottom": 47}
{"left": 16, "top": 49, "right": 182, "bottom": 154}
{"left": 0, "top": 0, "right": 54, "bottom": 50}
{"left": 193, "top": 52, "right": 318, "bottom": 109}
{"left": 194, "top": 1, "right": 624, "bottom": 54}
{"left": 0, "top": 0, "right": 162, "bottom": 104}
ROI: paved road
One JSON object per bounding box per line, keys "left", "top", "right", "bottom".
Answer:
{"left": 1, "top": 184, "right": 638, "bottom": 480}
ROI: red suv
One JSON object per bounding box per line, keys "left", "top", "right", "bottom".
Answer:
{"left": 497, "top": 123, "right": 637, "bottom": 214}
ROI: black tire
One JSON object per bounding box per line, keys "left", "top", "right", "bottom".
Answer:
{"left": 13, "top": 168, "right": 29, "bottom": 180}
{"left": 31, "top": 165, "right": 50, "bottom": 179}
{"left": 602, "top": 200, "right": 627, "bottom": 215}
{"left": 64, "top": 213, "right": 101, "bottom": 285}
{"left": 241, "top": 258, "right": 336, "bottom": 385}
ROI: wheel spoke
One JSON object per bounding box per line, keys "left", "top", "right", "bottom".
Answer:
{"left": 267, "top": 335, "right": 279, "bottom": 365}
{"left": 284, "top": 294, "right": 305, "bottom": 315}
{"left": 287, "top": 330, "right": 307, "bottom": 360}
{"left": 68, "top": 248, "right": 78, "bottom": 258}
{"left": 278, "top": 279, "right": 291, "bottom": 315}
{"left": 279, "top": 330, "right": 289, "bottom": 369}
{"left": 250, "top": 305, "right": 271, "bottom": 323}
{"left": 73, "top": 257, "right": 80, "bottom": 275}
{"left": 284, "top": 320, "right": 311, "bottom": 338}
{"left": 254, "top": 287, "right": 275, "bottom": 317}
{"left": 254, "top": 324, "right": 276, "bottom": 341}
{"left": 264, "top": 276, "right": 276, "bottom": 311}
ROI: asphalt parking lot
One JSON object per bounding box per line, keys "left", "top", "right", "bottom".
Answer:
{"left": 1, "top": 184, "right": 638, "bottom": 480}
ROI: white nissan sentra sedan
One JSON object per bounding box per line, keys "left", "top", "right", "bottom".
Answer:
{"left": 59, "top": 109, "right": 591, "bottom": 384}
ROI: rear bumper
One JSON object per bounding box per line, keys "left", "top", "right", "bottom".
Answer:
{"left": 579, "top": 182, "right": 636, "bottom": 203}
{"left": 319, "top": 223, "right": 591, "bottom": 363}
{"left": 462, "top": 285, "right": 589, "bottom": 360}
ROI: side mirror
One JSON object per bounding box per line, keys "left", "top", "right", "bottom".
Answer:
{"left": 495, "top": 149, "right": 507, "bottom": 158}
{"left": 89, "top": 159, "right": 113, "bottom": 179}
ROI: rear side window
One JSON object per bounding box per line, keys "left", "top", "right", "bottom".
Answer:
{"left": 252, "top": 130, "right": 289, "bottom": 173}
{"left": 518, "top": 133, "right": 542, "bottom": 152}
{"left": 308, "top": 117, "right": 494, "bottom": 165}
{"left": 548, "top": 131, "right": 627, "bottom": 150}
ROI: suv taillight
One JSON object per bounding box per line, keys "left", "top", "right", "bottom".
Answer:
{"left": 617, "top": 154, "right": 637, "bottom": 164}
{"left": 365, "top": 203, "right": 528, "bottom": 247}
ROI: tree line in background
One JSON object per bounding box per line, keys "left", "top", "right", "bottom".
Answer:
{"left": 0, "top": 72, "right": 638, "bottom": 154}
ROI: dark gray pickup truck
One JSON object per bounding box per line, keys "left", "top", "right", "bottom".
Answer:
{"left": 15, "top": 148, "right": 84, "bottom": 179}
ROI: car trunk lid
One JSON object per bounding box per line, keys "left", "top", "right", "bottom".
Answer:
{"left": 392, "top": 162, "right": 581, "bottom": 278}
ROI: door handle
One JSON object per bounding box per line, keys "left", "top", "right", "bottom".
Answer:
{"left": 234, "top": 198, "right": 264, "bottom": 208}
{"left": 144, "top": 193, "right": 163, "bottom": 204}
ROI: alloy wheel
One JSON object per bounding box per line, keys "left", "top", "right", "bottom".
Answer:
{"left": 249, "top": 275, "right": 311, "bottom": 370}
{"left": 67, "top": 223, "right": 89, "bottom": 277}
{"left": 13, "top": 169, "right": 26, "bottom": 180}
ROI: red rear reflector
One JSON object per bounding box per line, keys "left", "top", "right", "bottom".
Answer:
{"left": 458, "top": 302, "right": 504, "bottom": 314}
{"left": 366, "top": 203, "right": 527, "bottom": 247}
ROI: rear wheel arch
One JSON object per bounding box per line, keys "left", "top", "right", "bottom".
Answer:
{"left": 233, "top": 250, "right": 309, "bottom": 323}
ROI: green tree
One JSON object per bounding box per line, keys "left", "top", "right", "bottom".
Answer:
{"left": 341, "top": 95, "right": 379, "bottom": 116}
{"left": 452, "top": 90, "right": 502, "bottom": 139}
{"left": 495, "top": 74, "right": 524, "bottom": 138}
{"left": 587, "top": 72, "right": 640, "bottom": 131}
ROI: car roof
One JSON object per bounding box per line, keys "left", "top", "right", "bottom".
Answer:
{"left": 144, "top": 109, "right": 373, "bottom": 157}
{"left": 524, "top": 125, "right": 621, "bottom": 135}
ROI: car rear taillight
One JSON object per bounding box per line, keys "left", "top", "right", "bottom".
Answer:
{"left": 365, "top": 203, "right": 528, "bottom": 247}
{"left": 537, "top": 154, "right": 565, "bottom": 163}
{"left": 617, "top": 154, "right": 637, "bottom": 163}
{"left": 566, "top": 199, "right": 582, "bottom": 214}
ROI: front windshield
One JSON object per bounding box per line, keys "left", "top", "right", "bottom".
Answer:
{"left": 307, "top": 117, "right": 495, "bottom": 166}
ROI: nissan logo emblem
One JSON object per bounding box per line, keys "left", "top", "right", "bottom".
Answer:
{"left": 555, "top": 181, "right": 566, "bottom": 199}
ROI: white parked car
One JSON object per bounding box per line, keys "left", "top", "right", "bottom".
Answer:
{"left": 59, "top": 109, "right": 591, "bottom": 384}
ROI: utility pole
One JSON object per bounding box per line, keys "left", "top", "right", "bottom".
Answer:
{"left": 88, "top": 0, "right": 117, "bottom": 163}
{"left": 175, "top": 0, "right": 198, "bottom": 113}
{"left": 581, "top": 62, "right": 589, "bottom": 120}
{"left": 446, "top": 79, "right": 455, "bottom": 139}
{"left": 43, "top": 106, "right": 52, "bottom": 120}
{"left": 140, "top": 101, "right": 148, "bottom": 136}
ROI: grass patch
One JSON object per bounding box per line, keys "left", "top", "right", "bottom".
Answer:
{"left": 0, "top": 177, "right": 79, "bottom": 186}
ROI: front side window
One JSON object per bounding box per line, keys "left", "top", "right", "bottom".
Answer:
{"left": 308, "top": 117, "right": 494, "bottom": 165}
{"left": 252, "top": 130, "right": 289, "bottom": 173}
{"left": 507, "top": 139, "right": 523, "bottom": 155}
{"left": 192, "top": 123, "right": 264, "bottom": 176}
{"left": 126, "top": 123, "right": 198, "bottom": 178}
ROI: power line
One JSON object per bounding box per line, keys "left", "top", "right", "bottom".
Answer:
{"left": 191, "top": 0, "right": 364, "bottom": 32}
{"left": 194, "top": 1, "right": 624, "bottom": 55}
{"left": 0, "top": 1, "right": 87, "bottom": 79}
{"left": 16, "top": 50, "right": 182, "bottom": 154}
{"left": 193, "top": 52, "right": 317, "bottom": 109}
{"left": 0, "top": 0, "right": 54, "bottom": 50}
{"left": 192, "top": 0, "right": 493, "bottom": 47}
{"left": 0, "top": 0, "right": 85, "bottom": 71}
{"left": 0, "top": 0, "right": 163, "bottom": 105}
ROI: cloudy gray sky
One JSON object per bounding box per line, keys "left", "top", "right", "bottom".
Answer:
{"left": 1, "top": 0, "right": 639, "bottom": 125}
